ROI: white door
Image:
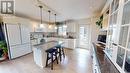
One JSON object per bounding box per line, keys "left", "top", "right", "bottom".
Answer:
{"left": 78, "top": 24, "right": 90, "bottom": 49}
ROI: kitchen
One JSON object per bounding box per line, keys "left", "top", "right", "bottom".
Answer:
{"left": 0, "top": 0, "right": 127, "bottom": 73}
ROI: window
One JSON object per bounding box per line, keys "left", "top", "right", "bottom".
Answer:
{"left": 58, "top": 25, "right": 67, "bottom": 36}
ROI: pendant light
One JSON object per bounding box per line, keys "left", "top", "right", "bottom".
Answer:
{"left": 48, "top": 10, "right": 52, "bottom": 29}
{"left": 39, "top": 5, "right": 44, "bottom": 28}
{"left": 54, "top": 14, "right": 57, "bottom": 29}
{"left": 63, "top": 21, "right": 67, "bottom": 28}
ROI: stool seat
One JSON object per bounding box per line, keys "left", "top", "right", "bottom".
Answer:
{"left": 46, "top": 48, "right": 57, "bottom": 53}
{"left": 55, "top": 45, "right": 61, "bottom": 48}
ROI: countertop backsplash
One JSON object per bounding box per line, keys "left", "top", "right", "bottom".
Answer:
{"left": 30, "top": 32, "right": 76, "bottom": 40}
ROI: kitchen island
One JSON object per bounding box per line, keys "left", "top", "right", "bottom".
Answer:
{"left": 32, "top": 41, "right": 64, "bottom": 68}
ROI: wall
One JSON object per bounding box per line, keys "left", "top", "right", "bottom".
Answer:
{"left": 2, "top": 16, "right": 34, "bottom": 32}
{"left": 90, "top": 17, "right": 100, "bottom": 43}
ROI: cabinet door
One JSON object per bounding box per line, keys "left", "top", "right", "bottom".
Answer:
{"left": 20, "top": 24, "right": 30, "bottom": 44}
{"left": 65, "top": 40, "right": 68, "bottom": 48}
{"left": 21, "top": 43, "right": 32, "bottom": 55}
{"left": 6, "top": 24, "right": 21, "bottom": 46}
{"left": 62, "top": 39, "right": 68, "bottom": 48}
{"left": 10, "top": 45, "right": 23, "bottom": 59}
{"left": 10, "top": 43, "right": 31, "bottom": 59}
{"left": 67, "top": 23, "right": 75, "bottom": 32}
{"left": 68, "top": 39, "right": 76, "bottom": 49}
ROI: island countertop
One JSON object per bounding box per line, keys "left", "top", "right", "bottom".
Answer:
{"left": 33, "top": 41, "right": 64, "bottom": 50}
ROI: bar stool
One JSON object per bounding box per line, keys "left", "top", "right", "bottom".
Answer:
{"left": 55, "top": 45, "right": 65, "bottom": 61}
{"left": 45, "top": 48, "right": 58, "bottom": 70}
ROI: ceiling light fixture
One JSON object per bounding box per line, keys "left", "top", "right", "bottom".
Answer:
{"left": 63, "top": 21, "right": 67, "bottom": 28}
{"left": 48, "top": 10, "right": 52, "bottom": 29}
{"left": 39, "top": 5, "right": 44, "bottom": 28}
{"left": 54, "top": 14, "right": 57, "bottom": 29}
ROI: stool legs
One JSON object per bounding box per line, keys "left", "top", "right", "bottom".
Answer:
{"left": 59, "top": 48, "right": 62, "bottom": 61}
{"left": 62, "top": 48, "right": 65, "bottom": 58}
{"left": 46, "top": 52, "right": 59, "bottom": 70}
{"left": 45, "top": 47, "right": 65, "bottom": 70}
{"left": 51, "top": 53, "right": 53, "bottom": 70}
{"left": 55, "top": 52, "right": 59, "bottom": 64}
{"left": 46, "top": 53, "right": 49, "bottom": 67}
{"left": 58, "top": 47, "right": 65, "bottom": 61}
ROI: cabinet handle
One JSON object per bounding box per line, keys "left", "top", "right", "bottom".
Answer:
{"left": 112, "top": 43, "right": 117, "bottom": 46}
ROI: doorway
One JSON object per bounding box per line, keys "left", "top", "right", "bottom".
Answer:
{"left": 78, "top": 24, "right": 90, "bottom": 49}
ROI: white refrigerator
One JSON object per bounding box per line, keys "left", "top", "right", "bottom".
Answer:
{"left": 4, "top": 23, "right": 32, "bottom": 59}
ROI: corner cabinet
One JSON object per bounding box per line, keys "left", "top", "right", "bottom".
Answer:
{"left": 105, "top": 0, "right": 130, "bottom": 73}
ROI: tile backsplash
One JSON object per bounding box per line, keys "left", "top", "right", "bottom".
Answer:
{"left": 30, "top": 32, "right": 76, "bottom": 39}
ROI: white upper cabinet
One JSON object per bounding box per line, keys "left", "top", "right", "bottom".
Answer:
{"left": 67, "top": 23, "right": 76, "bottom": 32}
{"left": 20, "top": 24, "right": 30, "bottom": 44}
{"left": 6, "top": 24, "right": 21, "bottom": 46}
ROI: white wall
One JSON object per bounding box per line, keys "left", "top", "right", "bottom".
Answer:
{"left": 2, "top": 16, "right": 34, "bottom": 32}
{"left": 90, "top": 18, "right": 100, "bottom": 43}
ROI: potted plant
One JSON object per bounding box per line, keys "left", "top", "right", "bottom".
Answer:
{"left": 0, "top": 49, "right": 3, "bottom": 58}
{"left": 0, "top": 41, "right": 8, "bottom": 59}
{"left": 96, "top": 15, "right": 103, "bottom": 28}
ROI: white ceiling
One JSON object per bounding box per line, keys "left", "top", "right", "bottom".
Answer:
{"left": 14, "top": 0, "right": 106, "bottom": 22}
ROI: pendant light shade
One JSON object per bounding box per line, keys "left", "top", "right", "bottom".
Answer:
{"left": 39, "top": 5, "right": 44, "bottom": 28}
{"left": 48, "top": 10, "right": 52, "bottom": 29}
{"left": 54, "top": 14, "right": 57, "bottom": 29}
{"left": 63, "top": 21, "right": 67, "bottom": 28}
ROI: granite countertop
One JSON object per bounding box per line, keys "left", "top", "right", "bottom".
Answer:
{"left": 45, "top": 36, "right": 76, "bottom": 39}
{"left": 94, "top": 43, "right": 120, "bottom": 73}
{"left": 30, "top": 37, "right": 76, "bottom": 41}
{"left": 33, "top": 41, "right": 64, "bottom": 50}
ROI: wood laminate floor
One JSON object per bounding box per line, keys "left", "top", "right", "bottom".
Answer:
{"left": 0, "top": 49, "right": 92, "bottom": 73}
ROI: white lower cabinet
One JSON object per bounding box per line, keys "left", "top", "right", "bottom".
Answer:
{"left": 62, "top": 39, "right": 68, "bottom": 48}
{"left": 68, "top": 39, "right": 76, "bottom": 49}
{"left": 10, "top": 43, "right": 31, "bottom": 59}
{"left": 44, "top": 38, "right": 76, "bottom": 49}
